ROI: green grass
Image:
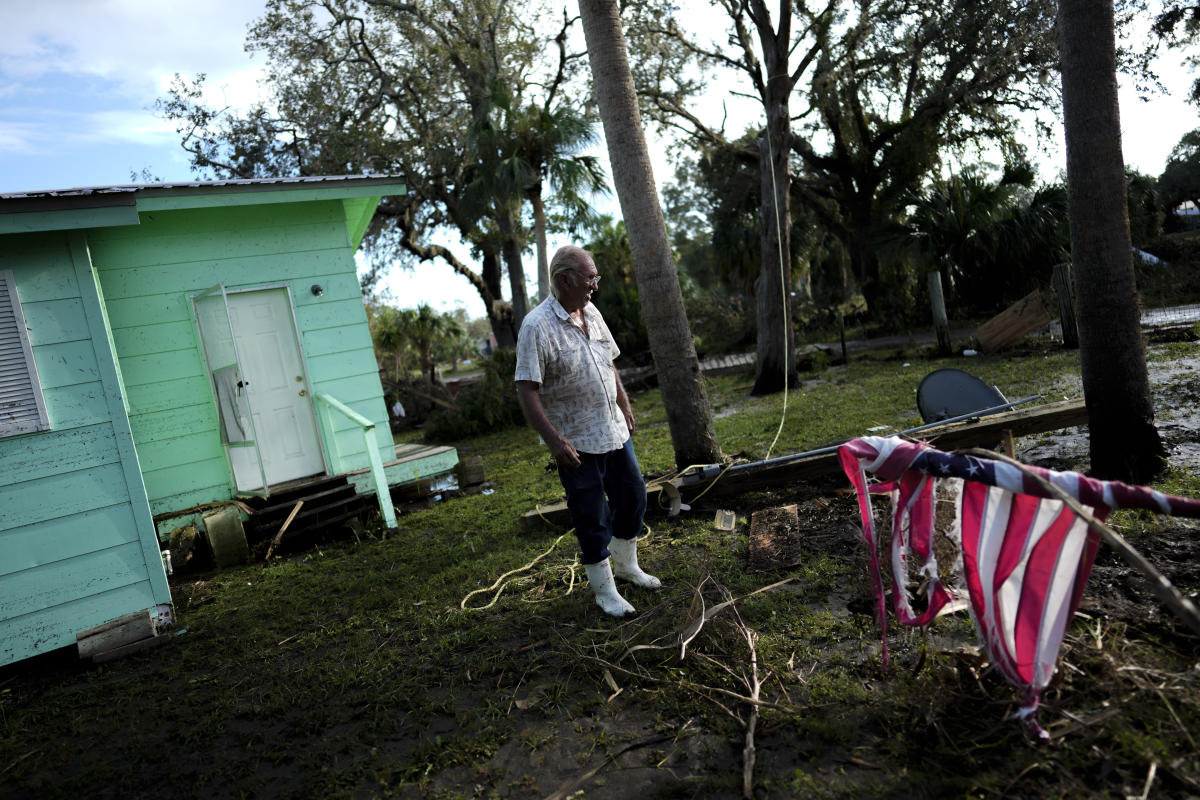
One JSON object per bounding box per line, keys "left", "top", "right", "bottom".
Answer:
{"left": 2, "top": 340, "right": 1199, "bottom": 798}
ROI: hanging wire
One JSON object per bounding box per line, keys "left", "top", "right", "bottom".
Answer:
{"left": 762, "top": 126, "right": 791, "bottom": 461}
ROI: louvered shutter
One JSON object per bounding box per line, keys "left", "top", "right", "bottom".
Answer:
{"left": 0, "top": 270, "right": 49, "bottom": 437}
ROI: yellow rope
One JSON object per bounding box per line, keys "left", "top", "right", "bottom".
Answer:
{"left": 460, "top": 533, "right": 571, "bottom": 611}
{"left": 763, "top": 128, "right": 791, "bottom": 461}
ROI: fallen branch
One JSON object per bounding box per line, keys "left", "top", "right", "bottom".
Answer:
{"left": 624, "top": 575, "right": 794, "bottom": 662}
{"left": 580, "top": 654, "right": 797, "bottom": 713}
{"left": 263, "top": 500, "right": 304, "bottom": 562}
{"left": 541, "top": 734, "right": 674, "bottom": 800}
{"left": 742, "top": 626, "right": 761, "bottom": 800}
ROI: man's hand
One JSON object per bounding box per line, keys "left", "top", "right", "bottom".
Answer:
{"left": 517, "top": 379, "right": 581, "bottom": 468}
{"left": 615, "top": 373, "right": 636, "bottom": 436}
{"left": 550, "top": 434, "right": 581, "bottom": 468}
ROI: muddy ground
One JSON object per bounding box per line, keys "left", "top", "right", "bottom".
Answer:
{"left": 3, "top": 339, "right": 1199, "bottom": 799}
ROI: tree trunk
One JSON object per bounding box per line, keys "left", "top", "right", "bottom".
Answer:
{"left": 497, "top": 209, "right": 529, "bottom": 330}
{"left": 481, "top": 250, "right": 517, "bottom": 349}
{"left": 579, "top": 0, "right": 722, "bottom": 468}
{"left": 752, "top": 122, "right": 796, "bottom": 395}
{"left": 531, "top": 186, "right": 550, "bottom": 302}
{"left": 1058, "top": 0, "right": 1165, "bottom": 481}
{"left": 747, "top": 0, "right": 797, "bottom": 396}
{"left": 1052, "top": 261, "right": 1079, "bottom": 349}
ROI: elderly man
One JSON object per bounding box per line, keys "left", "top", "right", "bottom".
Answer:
{"left": 515, "top": 245, "right": 660, "bottom": 617}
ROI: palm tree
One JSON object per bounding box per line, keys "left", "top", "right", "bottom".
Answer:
{"left": 509, "top": 104, "right": 609, "bottom": 302}
{"left": 1058, "top": 0, "right": 1166, "bottom": 481}
{"left": 370, "top": 304, "right": 419, "bottom": 386}
{"left": 578, "top": 0, "right": 722, "bottom": 468}
{"left": 379, "top": 304, "right": 456, "bottom": 385}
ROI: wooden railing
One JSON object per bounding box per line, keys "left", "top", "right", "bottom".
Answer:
{"left": 314, "top": 393, "right": 397, "bottom": 531}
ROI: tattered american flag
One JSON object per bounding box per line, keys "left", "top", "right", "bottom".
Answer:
{"left": 838, "top": 435, "right": 1200, "bottom": 738}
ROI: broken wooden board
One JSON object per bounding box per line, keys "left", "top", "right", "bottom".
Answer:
{"left": 77, "top": 610, "right": 157, "bottom": 662}
{"left": 520, "top": 399, "right": 1088, "bottom": 530}
{"left": 747, "top": 505, "right": 802, "bottom": 573}
{"left": 977, "top": 289, "right": 1055, "bottom": 353}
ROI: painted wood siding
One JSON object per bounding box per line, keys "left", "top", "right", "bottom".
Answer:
{"left": 88, "top": 200, "right": 394, "bottom": 517}
{"left": 0, "top": 233, "right": 169, "bottom": 667}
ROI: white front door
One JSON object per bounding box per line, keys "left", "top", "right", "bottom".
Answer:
{"left": 227, "top": 289, "right": 324, "bottom": 488}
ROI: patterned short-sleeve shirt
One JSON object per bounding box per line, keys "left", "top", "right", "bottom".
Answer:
{"left": 514, "top": 296, "right": 629, "bottom": 454}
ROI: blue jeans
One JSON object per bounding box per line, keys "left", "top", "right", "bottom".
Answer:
{"left": 557, "top": 439, "right": 647, "bottom": 565}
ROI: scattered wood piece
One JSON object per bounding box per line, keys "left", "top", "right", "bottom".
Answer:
{"left": 77, "top": 611, "right": 155, "bottom": 661}
{"left": 742, "top": 628, "right": 761, "bottom": 799}
{"left": 520, "top": 400, "right": 1088, "bottom": 530}
{"left": 977, "top": 288, "right": 1055, "bottom": 353}
{"left": 747, "top": 505, "right": 801, "bottom": 573}
{"left": 263, "top": 500, "right": 304, "bottom": 562}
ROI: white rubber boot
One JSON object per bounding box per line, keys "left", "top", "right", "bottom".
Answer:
{"left": 584, "top": 559, "right": 635, "bottom": 617}
{"left": 609, "top": 537, "right": 662, "bottom": 589}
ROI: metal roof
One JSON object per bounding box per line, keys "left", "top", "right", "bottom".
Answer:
{"left": 0, "top": 174, "right": 407, "bottom": 202}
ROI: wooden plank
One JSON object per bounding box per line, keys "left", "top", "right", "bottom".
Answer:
{"left": 521, "top": 400, "right": 1089, "bottom": 530}
{"left": 393, "top": 443, "right": 456, "bottom": 463}
{"left": 111, "top": 320, "right": 197, "bottom": 358}
{"left": 134, "top": 185, "right": 403, "bottom": 213}
{"left": 0, "top": 504, "right": 140, "bottom": 578}
{"left": 133, "top": 430, "right": 224, "bottom": 473}
{"left": 116, "top": 347, "right": 204, "bottom": 388}
{"left": 103, "top": 293, "right": 191, "bottom": 328}
{"left": 70, "top": 230, "right": 172, "bottom": 605}
{"left": 306, "top": 351, "right": 377, "bottom": 384}
{"left": 20, "top": 297, "right": 90, "bottom": 347}
{"left": 87, "top": 200, "right": 340, "bottom": 243}
{"left": 42, "top": 382, "right": 111, "bottom": 429}
{"left": 124, "top": 376, "right": 211, "bottom": 416}
{"left": 0, "top": 462, "right": 131, "bottom": 531}
{"left": 293, "top": 297, "right": 370, "bottom": 331}
{"left": 0, "top": 205, "right": 139, "bottom": 236}
{"left": 141, "top": 456, "right": 229, "bottom": 503}
{"left": 300, "top": 324, "right": 373, "bottom": 358}
{"left": 314, "top": 374, "right": 387, "bottom": 408}
{"left": 290, "top": 272, "right": 364, "bottom": 307}
{"left": 977, "top": 289, "right": 1054, "bottom": 353}
{"left": 76, "top": 609, "right": 154, "bottom": 660}
{"left": 342, "top": 446, "right": 458, "bottom": 491}
{"left": 88, "top": 212, "right": 341, "bottom": 269}
{"left": 0, "top": 540, "right": 149, "bottom": 620}
{"left": 0, "top": 421, "right": 118, "bottom": 486}
{"left": 129, "top": 402, "right": 217, "bottom": 442}
{"left": 97, "top": 250, "right": 339, "bottom": 299}
{"left": 31, "top": 339, "right": 101, "bottom": 389}
{"left": 747, "top": 505, "right": 801, "bottom": 573}
{"left": 0, "top": 582, "right": 158, "bottom": 667}
{"left": 90, "top": 632, "right": 168, "bottom": 663}
{"left": 150, "top": 484, "right": 233, "bottom": 528}
{"left": 0, "top": 237, "right": 78, "bottom": 303}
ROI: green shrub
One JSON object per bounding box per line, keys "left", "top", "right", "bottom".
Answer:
{"left": 425, "top": 350, "right": 524, "bottom": 441}
{"left": 685, "top": 293, "right": 755, "bottom": 355}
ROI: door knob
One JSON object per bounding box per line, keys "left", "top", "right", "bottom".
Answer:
{"left": 298, "top": 389, "right": 307, "bottom": 397}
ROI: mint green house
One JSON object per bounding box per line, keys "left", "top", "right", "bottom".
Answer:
{"left": 0, "top": 176, "right": 453, "bottom": 667}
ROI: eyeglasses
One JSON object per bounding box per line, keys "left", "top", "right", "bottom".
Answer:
{"left": 576, "top": 273, "right": 601, "bottom": 289}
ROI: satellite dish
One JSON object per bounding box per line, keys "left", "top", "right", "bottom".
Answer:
{"left": 917, "top": 368, "right": 1007, "bottom": 423}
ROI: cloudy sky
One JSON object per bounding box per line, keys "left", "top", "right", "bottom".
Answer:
{"left": 2, "top": 1, "right": 1198, "bottom": 314}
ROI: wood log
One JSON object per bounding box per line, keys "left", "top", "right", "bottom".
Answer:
{"left": 977, "top": 289, "right": 1055, "bottom": 353}
{"left": 520, "top": 399, "right": 1089, "bottom": 530}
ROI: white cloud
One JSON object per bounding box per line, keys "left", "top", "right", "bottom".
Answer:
{"left": 0, "top": 0, "right": 268, "bottom": 101}
{"left": 0, "top": 120, "right": 42, "bottom": 153}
